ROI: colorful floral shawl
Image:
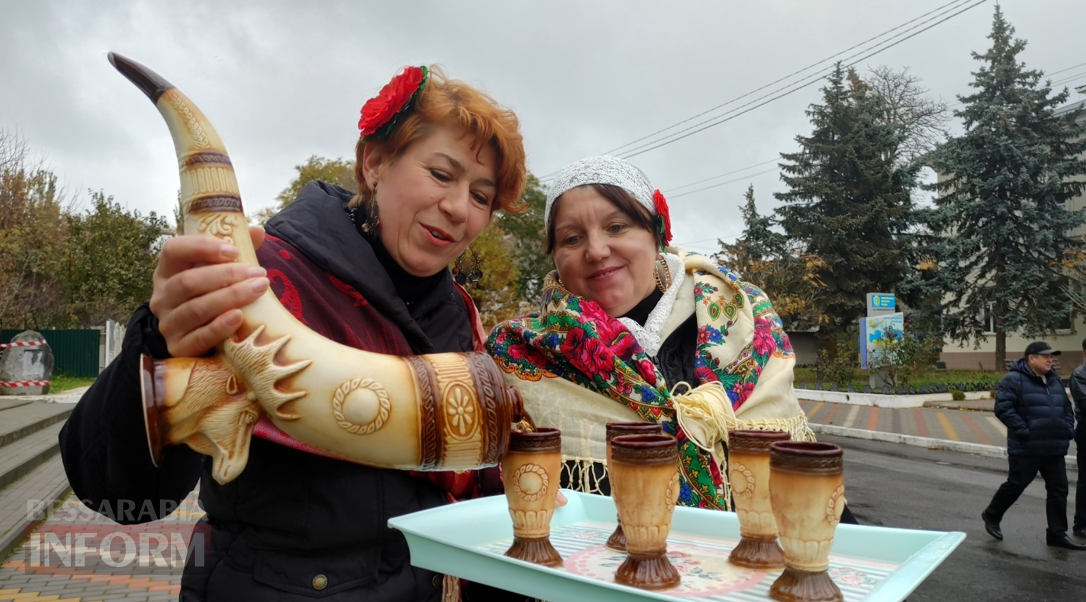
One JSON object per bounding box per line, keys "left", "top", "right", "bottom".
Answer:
{"left": 487, "top": 250, "right": 807, "bottom": 510}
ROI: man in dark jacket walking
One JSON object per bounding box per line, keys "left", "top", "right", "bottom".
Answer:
{"left": 981, "top": 341, "right": 1086, "bottom": 549}
{"left": 1067, "top": 337, "right": 1086, "bottom": 539}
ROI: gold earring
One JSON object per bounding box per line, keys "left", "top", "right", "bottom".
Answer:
{"left": 361, "top": 182, "right": 380, "bottom": 236}
{"left": 653, "top": 257, "right": 671, "bottom": 293}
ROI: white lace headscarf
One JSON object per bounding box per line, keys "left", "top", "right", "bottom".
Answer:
{"left": 545, "top": 156, "right": 657, "bottom": 233}
{"left": 544, "top": 156, "right": 682, "bottom": 357}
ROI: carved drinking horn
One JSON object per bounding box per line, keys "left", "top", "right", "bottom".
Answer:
{"left": 110, "top": 53, "right": 523, "bottom": 485}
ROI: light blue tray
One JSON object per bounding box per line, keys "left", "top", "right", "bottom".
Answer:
{"left": 389, "top": 490, "right": 964, "bottom": 601}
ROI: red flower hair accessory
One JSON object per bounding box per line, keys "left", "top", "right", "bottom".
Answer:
{"left": 653, "top": 189, "right": 672, "bottom": 247}
{"left": 358, "top": 66, "right": 430, "bottom": 141}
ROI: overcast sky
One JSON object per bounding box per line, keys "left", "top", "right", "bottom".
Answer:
{"left": 2, "top": 0, "right": 1084, "bottom": 255}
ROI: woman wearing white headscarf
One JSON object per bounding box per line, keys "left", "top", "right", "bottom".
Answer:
{"left": 488, "top": 155, "right": 837, "bottom": 514}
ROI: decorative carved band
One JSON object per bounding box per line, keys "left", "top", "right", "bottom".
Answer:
{"left": 179, "top": 152, "right": 232, "bottom": 168}
{"left": 165, "top": 91, "right": 211, "bottom": 149}
{"left": 465, "top": 352, "right": 504, "bottom": 466}
{"left": 509, "top": 428, "right": 561, "bottom": 453}
{"left": 729, "top": 430, "right": 791, "bottom": 453}
{"left": 404, "top": 355, "right": 441, "bottom": 470}
{"left": 180, "top": 166, "right": 240, "bottom": 198}
{"left": 188, "top": 196, "right": 244, "bottom": 214}
{"left": 606, "top": 422, "right": 663, "bottom": 442}
{"left": 770, "top": 453, "right": 843, "bottom": 475}
{"left": 610, "top": 433, "right": 677, "bottom": 462}
{"left": 610, "top": 442, "right": 677, "bottom": 465}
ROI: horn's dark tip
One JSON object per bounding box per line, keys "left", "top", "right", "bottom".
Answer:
{"left": 108, "top": 52, "right": 175, "bottom": 104}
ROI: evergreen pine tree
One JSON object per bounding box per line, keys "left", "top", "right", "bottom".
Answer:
{"left": 724, "top": 184, "right": 786, "bottom": 262}
{"left": 929, "top": 6, "right": 1086, "bottom": 367}
{"left": 718, "top": 185, "right": 825, "bottom": 331}
{"left": 775, "top": 64, "right": 917, "bottom": 356}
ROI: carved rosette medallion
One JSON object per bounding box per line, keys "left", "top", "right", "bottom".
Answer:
{"left": 428, "top": 354, "right": 483, "bottom": 466}
{"left": 826, "top": 485, "right": 846, "bottom": 528}
{"left": 731, "top": 462, "right": 755, "bottom": 500}
{"left": 445, "top": 384, "right": 477, "bottom": 439}
{"left": 513, "top": 464, "right": 549, "bottom": 502}
{"left": 332, "top": 378, "right": 392, "bottom": 435}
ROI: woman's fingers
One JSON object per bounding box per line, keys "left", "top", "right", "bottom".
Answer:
{"left": 149, "top": 231, "right": 272, "bottom": 357}
{"left": 159, "top": 272, "right": 270, "bottom": 357}
{"left": 157, "top": 262, "right": 267, "bottom": 312}
{"left": 556, "top": 490, "right": 568, "bottom": 507}
{"left": 154, "top": 235, "right": 240, "bottom": 282}
{"left": 249, "top": 225, "right": 266, "bottom": 251}
{"left": 168, "top": 309, "right": 246, "bottom": 358}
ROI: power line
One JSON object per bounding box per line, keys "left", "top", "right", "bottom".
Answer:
{"left": 617, "top": 0, "right": 990, "bottom": 161}
{"left": 538, "top": 0, "right": 983, "bottom": 181}
{"left": 665, "top": 158, "right": 779, "bottom": 193}
{"left": 1050, "top": 62, "right": 1086, "bottom": 77}
{"left": 597, "top": 0, "right": 975, "bottom": 159}
{"left": 667, "top": 167, "right": 780, "bottom": 200}
{"left": 1053, "top": 72, "right": 1086, "bottom": 87}
{"left": 947, "top": 68, "right": 1086, "bottom": 110}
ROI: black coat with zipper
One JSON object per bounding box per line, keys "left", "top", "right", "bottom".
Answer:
{"left": 995, "top": 358, "right": 1075, "bottom": 457}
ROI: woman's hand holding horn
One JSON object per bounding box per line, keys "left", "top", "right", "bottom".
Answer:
{"left": 150, "top": 226, "right": 268, "bottom": 357}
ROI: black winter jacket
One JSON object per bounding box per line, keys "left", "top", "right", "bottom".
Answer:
{"left": 995, "top": 358, "right": 1075, "bottom": 456}
{"left": 59, "top": 182, "right": 489, "bottom": 602}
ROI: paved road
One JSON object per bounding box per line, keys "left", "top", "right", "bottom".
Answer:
{"left": 825, "top": 434, "right": 1086, "bottom": 602}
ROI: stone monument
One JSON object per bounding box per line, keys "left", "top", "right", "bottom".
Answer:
{"left": 0, "top": 331, "right": 54, "bottom": 396}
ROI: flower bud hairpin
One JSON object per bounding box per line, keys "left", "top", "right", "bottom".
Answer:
{"left": 653, "top": 189, "right": 672, "bottom": 249}
{"left": 358, "top": 66, "right": 430, "bottom": 141}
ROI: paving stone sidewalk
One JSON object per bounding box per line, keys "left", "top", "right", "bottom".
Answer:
{"left": 1, "top": 490, "right": 203, "bottom": 602}
{"left": 799, "top": 398, "right": 1079, "bottom": 462}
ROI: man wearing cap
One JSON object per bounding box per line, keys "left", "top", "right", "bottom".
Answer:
{"left": 981, "top": 341, "right": 1084, "bottom": 549}
{"left": 1067, "top": 337, "right": 1086, "bottom": 540}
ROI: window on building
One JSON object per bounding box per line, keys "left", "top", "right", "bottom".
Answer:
{"left": 980, "top": 301, "right": 996, "bottom": 335}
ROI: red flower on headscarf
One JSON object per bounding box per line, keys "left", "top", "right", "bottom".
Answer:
{"left": 752, "top": 319, "right": 776, "bottom": 356}
{"left": 358, "top": 66, "right": 428, "bottom": 139}
{"left": 561, "top": 327, "right": 615, "bottom": 381}
{"left": 653, "top": 189, "right": 673, "bottom": 246}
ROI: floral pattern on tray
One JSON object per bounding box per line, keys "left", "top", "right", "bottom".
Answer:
{"left": 479, "top": 521, "right": 899, "bottom": 601}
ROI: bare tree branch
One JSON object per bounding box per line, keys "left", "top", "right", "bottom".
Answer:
{"left": 867, "top": 65, "right": 950, "bottom": 167}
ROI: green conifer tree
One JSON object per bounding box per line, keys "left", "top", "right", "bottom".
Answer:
{"left": 775, "top": 64, "right": 917, "bottom": 358}
{"left": 928, "top": 6, "right": 1086, "bottom": 367}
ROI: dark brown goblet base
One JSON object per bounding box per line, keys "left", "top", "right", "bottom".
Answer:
{"left": 504, "top": 536, "right": 563, "bottom": 567}
{"left": 605, "top": 517, "right": 626, "bottom": 551}
{"left": 728, "top": 535, "right": 785, "bottom": 570}
{"left": 615, "top": 551, "right": 681, "bottom": 590}
{"left": 769, "top": 566, "right": 843, "bottom": 602}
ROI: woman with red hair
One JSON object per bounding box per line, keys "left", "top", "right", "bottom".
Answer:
{"left": 61, "top": 65, "right": 528, "bottom": 601}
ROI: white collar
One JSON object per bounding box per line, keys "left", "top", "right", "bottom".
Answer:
{"left": 618, "top": 253, "right": 685, "bottom": 357}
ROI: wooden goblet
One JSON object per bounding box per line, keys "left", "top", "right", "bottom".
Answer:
{"left": 605, "top": 422, "right": 664, "bottom": 551}
{"left": 728, "top": 429, "right": 791, "bottom": 570}
{"left": 609, "top": 434, "right": 681, "bottom": 590}
{"left": 502, "top": 427, "right": 563, "bottom": 567}
{"left": 768, "top": 441, "right": 845, "bottom": 602}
